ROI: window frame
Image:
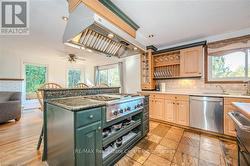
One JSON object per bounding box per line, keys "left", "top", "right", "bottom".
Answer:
{"left": 23, "top": 62, "right": 48, "bottom": 101}
{"left": 205, "top": 47, "right": 249, "bottom": 83}
{"left": 67, "top": 68, "right": 82, "bottom": 88}
{"left": 95, "top": 63, "right": 121, "bottom": 87}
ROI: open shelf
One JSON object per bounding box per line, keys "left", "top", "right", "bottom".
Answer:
{"left": 153, "top": 75, "right": 202, "bottom": 80}
{"left": 102, "top": 131, "right": 142, "bottom": 162}
{"left": 103, "top": 119, "right": 141, "bottom": 147}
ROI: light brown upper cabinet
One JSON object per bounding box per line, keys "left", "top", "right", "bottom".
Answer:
{"left": 180, "top": 46, "right": 203, "bottom": 77}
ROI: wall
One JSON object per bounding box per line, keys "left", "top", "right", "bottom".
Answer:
{"left": 157, "top": 78, "right": 247, "bottom": 94}
{"left": 0, "top": 52, "right": 91, "bottom": 88}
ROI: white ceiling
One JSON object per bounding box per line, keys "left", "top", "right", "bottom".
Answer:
{"left": 0, "top": 0, "right": 120, "bottom": 65}
{"left": 1, "top": 0, "right": 249, "bottom": 60}
{"left": 112, "top": 0, "right": 250, "bottom": 49}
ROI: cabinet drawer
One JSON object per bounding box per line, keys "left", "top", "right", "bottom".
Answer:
{"left": 150, "top": 94, "right": 165, "bottom": 99}
{"left": 165, "top": 94, "right": 189, "bottom": 101}
{"left": 76, "top": 108, "right": 102, "bottom": 128}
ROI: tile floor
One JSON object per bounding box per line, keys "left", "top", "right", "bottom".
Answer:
{"left": 115, "top": 121, "right": 238, "bottom": 166}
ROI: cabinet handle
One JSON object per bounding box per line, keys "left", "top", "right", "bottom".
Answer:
{"left": 173, "top": 102, "right": 175, "bottom": 104}
{"left": 89, "top": 115, "right": 94, "bottom": 119}
{"left": 98, "top": 126, "right": 102, "bottom": 130}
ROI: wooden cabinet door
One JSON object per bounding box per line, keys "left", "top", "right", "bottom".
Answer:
{"left": 180, "top": 46, "right": 202, "bottom": 77}
{"left": 154, "top": 98, "right": 165, "bottom": 120}
{"left": 76, "top": 121, "right": 102, "bottom": 166}
{"left": 164, "top": 99, "right": 176, "bottom": 123}
{"left": 149, "top": 98, "right": 155, "bottom": 119}
{"left": 224, "top": 104, "right": 237, "bottom": 136}
{"left": 176, "top": 101, "right": 190, "bottom": 126}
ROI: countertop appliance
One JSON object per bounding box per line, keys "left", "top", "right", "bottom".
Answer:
{"left": 190, "top": 96, "right": 224, "bottom": 134}
{"left": 228, "top": 112, "right": 250, "bottom": 166}
{"left": 84, "top": 94, "right": 144, "bottom": 122}
{"left": 63, "top": 3, "right": 145, "bottom": 58}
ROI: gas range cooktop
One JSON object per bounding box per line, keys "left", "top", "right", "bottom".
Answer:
{"left": 84, "top": 94, "right": 139, "bottom": 102}
{"left": 85, "top": 94, "right": 144, "bottom": 122}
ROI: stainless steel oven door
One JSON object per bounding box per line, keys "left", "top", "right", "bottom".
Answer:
{"left": 237, "top": 138, "right": 250, "bottom": 166}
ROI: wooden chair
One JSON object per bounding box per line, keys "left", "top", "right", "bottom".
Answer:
{"left": 36, "top": 83, "right": 62, "bottom": 151}
{"left": 75, "top": 83, "right": 89, "bottom": 88}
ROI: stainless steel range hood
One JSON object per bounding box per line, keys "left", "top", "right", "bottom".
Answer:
{"left": 63, "top": 3, "right": 146, "bottom": 57}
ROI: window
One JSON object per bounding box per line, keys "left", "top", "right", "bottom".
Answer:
{"left": 68, "top": 69, "right": 81, "bottom": 88}
{"left": 206, "top": 35, "right": 250, "bottom": 82}
{"left": 208, "top": 50, "right": 249, "bottom": 81}
{"left": 25, "top": 64, "right": 47, "bottom": 100}
{"left": 96, "top": 64, "right": 121, "bottom": 87}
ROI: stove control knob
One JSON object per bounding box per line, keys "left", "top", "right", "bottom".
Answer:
{"left": 127, "top": 107, "right": 131, "bottom": 111}
{"left": 134, "top": 105, "right": 137, "bottom": 109}
{"left": 140, "top": 103, "right": 143, "bottom": 107}
{"left": 119, "top": 109, "right": 123, "bottom": 113}
{"left": 137, "top": 104, "right": 140, "bottom": 108}
{"left": 113, "top": 110, "right": 118, "bottom": 116}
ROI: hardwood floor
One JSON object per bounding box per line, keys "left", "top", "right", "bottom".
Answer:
{"left": 0, "top": 110, "right": 45, "bottom": 166}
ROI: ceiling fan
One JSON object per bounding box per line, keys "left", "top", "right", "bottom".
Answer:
{"left": 67, "top": 54, "right": 86, "bottom": 63}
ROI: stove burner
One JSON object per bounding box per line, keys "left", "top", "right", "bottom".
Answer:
{"left": 84, "top": 95, "right": 119, "bottom": 101}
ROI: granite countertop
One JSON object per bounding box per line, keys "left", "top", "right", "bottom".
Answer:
{"left": 139, "top": 90, "right": 250, "bottom": 99}
{"left": 40, "top": 87, "right": 120, "bottom": 91}
{"left": 232, "top": 102, "right": 250, "bottom": 119}
{"left": 47, "top": 96, "right": 106, "bottom": 111}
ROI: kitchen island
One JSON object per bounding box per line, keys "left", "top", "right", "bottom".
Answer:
{"left": 44, "top": 93, "right": 149, "bottom": 166}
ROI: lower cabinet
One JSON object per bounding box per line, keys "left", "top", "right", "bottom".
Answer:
{"left": 150, "top": 94, "right": 189, "bottom": 126}
{"left": 164, "top": 100, "right": 175, "bottom": 123}
{"left": 149, "top": 96, "right": 164, "bottom": 120}
{"left": 176, "top": 101, "right": 189, "bottom": 126}
{"left": 76, "top": 121, "right": 102, "bottom": 166}
{"left": 224, "top": 98, "right": 250, "bottom": 137}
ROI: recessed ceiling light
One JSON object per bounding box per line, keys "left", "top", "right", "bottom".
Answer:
{"left": 108, "top": 33, "right": 114, "bottom": 38}
{"left": 80, "top": 46, "right": 85, "bottom": 50}
{"left": 148, "top": 34, "right": 154, "bottom": 38}
{"left": 62, "top": 16, "right": 68, "bottom": 21}
{"left": 133, "top": 47, "right": 138, "bottom": 51}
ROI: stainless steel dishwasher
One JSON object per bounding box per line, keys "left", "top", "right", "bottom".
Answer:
{"left": 190, "top": 96, "right": 224, "bottom": 134}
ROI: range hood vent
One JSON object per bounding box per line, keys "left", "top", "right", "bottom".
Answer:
{"left": 63, "top": 3, "right": 146, "bottom": 58}
{"left": 70, "top": 29, "right": 123, "bottom": 56}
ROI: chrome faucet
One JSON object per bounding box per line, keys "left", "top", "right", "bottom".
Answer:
{"left": 216, "top": 85, "right": 227, "bottom": 94}
{"left": 243, "top": 80, "right": 250, "bottom": 95}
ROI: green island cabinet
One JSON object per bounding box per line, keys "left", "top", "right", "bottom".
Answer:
{"left": 46, "top": 104, "right": 103, "bottom": 166}
{"left": 45, "top": 98, "right": 149, "bottom": 166}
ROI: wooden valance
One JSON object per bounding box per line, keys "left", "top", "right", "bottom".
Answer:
{"left": 207, "top": 35, "right": 250, "bottom": 56}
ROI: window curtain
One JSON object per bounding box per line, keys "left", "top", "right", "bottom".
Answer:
{"left": 94, "top": 66, "right": 99, "bottom": 86}
{"left": 207, "top": 35, "right": 250, "bottom": 56}
{"left": 118, "top": 62, "right": 124, "bottom": 93}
